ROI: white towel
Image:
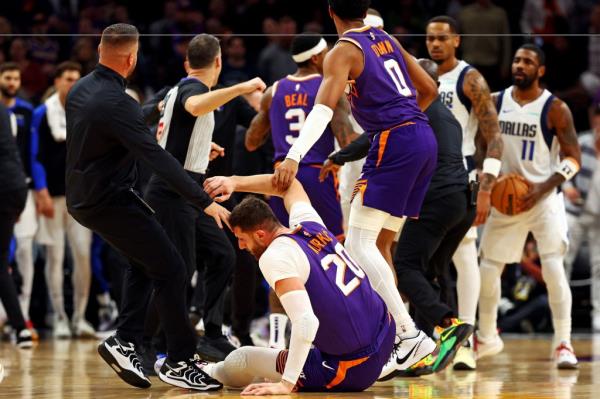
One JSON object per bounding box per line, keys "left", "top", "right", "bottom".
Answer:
{"left": 45, "top": 92, "right": 67, "bottom": 142}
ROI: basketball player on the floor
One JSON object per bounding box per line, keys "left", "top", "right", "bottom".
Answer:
{"left": 477, "top": 44, "right": 580, "bottom": 369}
{"left": 245, "top": 33, "right": 354, "bottom": 349}
{"left": 425, "top": 15, "right": 504, "bottom": 370}
{"left": 199, "top": 174, "right": 394, "bottom": 395}
{"left": 273, "top": 0, "right": 464, "bottom": 378}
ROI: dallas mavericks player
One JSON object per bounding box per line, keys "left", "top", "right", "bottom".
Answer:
{"left": 200, "top": 174, "right": 394, "bottom": 395}
{"left": 425, "top": 15, "right": 504, "bottom": 369}
{"left": 477, "top": 44, "right": 581, "bottom": 369}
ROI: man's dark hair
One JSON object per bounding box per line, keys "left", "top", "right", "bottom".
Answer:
{"left": 291, "top": 34, "right": 324, "bottom": 68}
{"left": 0, "top": 62, "right": 20, "bottom": 75}
{"left": 518, "top": 43, "right": 546, "bottom": 66}
{"left": 427, "top": 15, "right": 460, "bottom": 34}
{"left": 55, "top": 61, "right": 82, "bottom": 79}
{"left": 187, "top": 34, "right": 221, "bottom": 69}
{"left": 230, "top": 196, "right": 281, "bottom": 232}
{"left": 100, "top": 23, "right": 139, "bottom": 48}
{"left": 328, "top": 0, "right": 371, "bottom": 20}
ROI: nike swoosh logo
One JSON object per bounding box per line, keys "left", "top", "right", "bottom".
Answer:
{"left": 397, "top": 342, "right": 418, "bottom": 365}
{"left": 322, "top": 361, "right": 335, "bottom": 371}
{"left": 440, "top": 326, "right": 456, "bottom": 342}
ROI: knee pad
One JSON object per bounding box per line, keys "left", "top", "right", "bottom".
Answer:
{"left": 224, "top": 348, "right": 249, "bottom": 372}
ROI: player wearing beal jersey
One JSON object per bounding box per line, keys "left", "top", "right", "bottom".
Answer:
{"left": 425, "top": 15, "right": 504, "bottom": 370}
{"left": 273, "top": 0, "right": 448, "bottom": 379}
{"left": 199, "top": 174, "right": 394, "bottom": 395}
{"left": 245, "top": 34, "right": 354, "bottom": 240}
{"left": 477, "top": 45, "right": 581, "bottom": 369}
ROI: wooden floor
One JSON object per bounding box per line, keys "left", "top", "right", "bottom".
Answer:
{"left": 1, "top": 335, "right": 599, "bottom": 398}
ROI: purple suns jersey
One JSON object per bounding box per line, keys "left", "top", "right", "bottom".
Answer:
{"left": 339, "top": 26, "right": 428, "bottom": 133}
{"left": 269, "top": 75, "right": 335, "bottom": 164}
{"left": 283, "top": 221, "right": 388, "bottom": 356}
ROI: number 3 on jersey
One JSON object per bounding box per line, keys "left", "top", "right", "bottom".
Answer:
{"left": 384, "top": 59, "right": 412, "bottom": 97}
{"left": 320, "top": 243, "right": 366, "bottom": 296}
{"left": 284, "top": 108, "right": 306, "bottom": 145}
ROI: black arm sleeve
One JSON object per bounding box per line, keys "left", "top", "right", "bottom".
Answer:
{"left": 110, "top": 96, "right": 214, "bottom": 210}
{"left": 142, "top": 86, "right": 171, "bottom": 125}
{"left": 330, "top": 134, "right": 370, "bottom": 165}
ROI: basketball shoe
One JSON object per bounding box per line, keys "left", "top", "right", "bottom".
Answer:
{"left": 554, "top": 341, "right": 578, "bottom": 369}
{"left": 432, "top": 319, "right": 473, "bottom": 372}
{"left": 378, "top": 330, "right": 437, "bottom": 381}
{"left": 475, "top": 333, "right": 504, "bottom": 359}
{"left": 158, "top": 353, "right": 222, "bottom": 391}
{"left": 98, "top": 334, "right": 151, "bottom": 388}
{"left": 54, "top": 316, "right": 71, "bottom": 339}
{"left": 16, "top": 329, "right": 33, "bottom": 349}
{"left": 72, "top": 319, "right": 96, "bottom": 338}
{"left": 453, "top": 337, "right": 476, "bottom": 370}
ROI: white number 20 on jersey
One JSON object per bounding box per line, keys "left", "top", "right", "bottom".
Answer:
{"left": 384, "top": 59, "right": 412, "bottom": 97}
{"left": 284, "top": 108, "right": 306, "bottom": 145}
{"left": 320, "top": 243, "right": 366, "bottom": 296}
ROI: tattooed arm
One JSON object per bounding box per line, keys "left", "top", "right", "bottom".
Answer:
{"left": 245, "top": 86, "right": 273, "bottom": 151}
{"left": 462, "top": 69, "right": 503, "bottom": 224}
{"left": 330, "top": 96, "right": 359, "bottom": 148}
{"left": 520, "top": 98, "right": 581, "bottom": 212}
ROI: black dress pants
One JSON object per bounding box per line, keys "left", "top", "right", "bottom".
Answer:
{"left": 0, "top": 187, "right": 27, "bottom": 332}
{"left": 70, "top": 190, "right": 196, "bottom": 361}
{"left": 395, "top": 189, "right": 476, "bottom": 332}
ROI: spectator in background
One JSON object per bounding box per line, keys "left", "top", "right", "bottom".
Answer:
{"left": 520, "top": 0, "right": 573, "bottom": 37}
{"left": 257, "top": 15, "right": 297, "bottom": 85}
{"left": 579, "top": 4, "right": 600, "bottom": 99}
{"left": 28, "top": 12, "right": 60, "bottom": 80}
{"left": 0, "top": 17, "right": 12, "bottom": 61}
{"left": 458, "top": 0, "right": 511, "bottom": 91}
{"left": 563, "top": 105, "right": 600, "bottom": 332}
{"left": 71, "top": 38, "right": 97, "bottom": 76}
{"left": 9, "top": 39, "right": 46, "bottom": 101}
{"left": 220, "top": 37, "right": 257, "bottom": 86}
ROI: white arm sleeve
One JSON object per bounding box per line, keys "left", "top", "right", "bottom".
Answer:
{"left": 286, "top": 104, "right": 334, "bottom": 162}
{"left": 279, "top": 290, "right": 319, "bottom": 386}
{"left": 288, "top": 201, "right": 324, "bottom": 227}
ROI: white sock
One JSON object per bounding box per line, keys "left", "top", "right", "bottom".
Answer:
{"left": 67, "top": 220, "right": 92, "bottom": 322}
{"left": 211, "top": 347, "right": 282, "bottom": 387}
{"left": 540, "top": 253, "right": 572, "bottom": 345}
{"left": 46, "top": 244, "right": 68, "bottom": 320}
{"left": 478, "top": 258, "right": 504, "bottom": 341}
{"left": 15, "top": 236, "right": 34, "bottom": 321}
{"left": 452, "top": 238, "right": 480, "bottom": 325}
{"left": 269, "top": 313, "right": 288, "bottom": 349}
{"left": 346, "top": 225, "right": 417, "bottom": 337}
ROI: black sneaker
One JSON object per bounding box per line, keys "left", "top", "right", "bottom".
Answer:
{"left": 158, "top": 354, "right": 223, "bottom": 391}
{"left": 98, "top": 334, "right": 151, "bottom": 388}
{"left": 196, "top": 335, "right": 236, "bottom": 362}
{"left": 237, "top": 333, "right": 255, "bottom": 347}
{"left": 16, "top": 329, "right": 33, "bottom": 349}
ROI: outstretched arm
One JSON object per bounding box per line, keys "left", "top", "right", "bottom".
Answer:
{"left": 245, "top": 86, "right": 273, "bottom": 151}
{"left": 520, "top": 98, "right": 581, "bottom": 212}
{"left": 185, "top": 77, "right": 266, "bottom": 117}
{"left": 462, "top": 69, "right": 503, "bottom": 224}
{"left": 203, "top": 174, "right": 310, "bottom": 214}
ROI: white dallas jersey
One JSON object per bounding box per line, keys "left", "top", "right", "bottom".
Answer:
{"left": 438, "top": 60, "right": 478, "bottom": 158}
{"left": 497, "top": 86, "right": 559, "bottom": 183}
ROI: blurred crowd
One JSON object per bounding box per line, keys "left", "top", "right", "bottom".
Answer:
{"left": 0, "top": 0, "right": 599, "bottom": 344}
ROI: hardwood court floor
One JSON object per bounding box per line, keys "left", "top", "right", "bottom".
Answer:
{"left": 1, "top": 335, "right": 599, "bottom": 398}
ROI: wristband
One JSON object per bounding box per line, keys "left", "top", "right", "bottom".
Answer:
{"left": 482, "top": 158, "right": 502, "bottom": 178}
{"left": 556, "top": 157, "right": 580, "bottom": 181}
{"left": 287, "top": 104, "right": 333, "bottom": 162}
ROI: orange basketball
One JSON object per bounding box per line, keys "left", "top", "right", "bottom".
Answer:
{"left": 490, "top": 174, "right": 530, "bottom": 215}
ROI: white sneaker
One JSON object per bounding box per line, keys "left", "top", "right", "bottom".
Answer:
{"left": 54, "top": 317, "right": 72, "bottom": 339}
{"left": 72, "top": 319, "right": 96, "bottom": 338}
{"left": 476, "top": 333, "right": 504, "bottom": 360}
{"left": 554, "top": 341, "right": 578, "bottom": 369}
{"left": 378, "top": 330, "right": 436, "bottom": 381}
{"left": 453, "top": 340, "right": 476, "bottom": 370}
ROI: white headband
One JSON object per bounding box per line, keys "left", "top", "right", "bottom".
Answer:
{"left": 364, "top": 14, "right": 384, "bottom": 28}
{"left": 292, "top": 38, "right": 327, "bottom": 63}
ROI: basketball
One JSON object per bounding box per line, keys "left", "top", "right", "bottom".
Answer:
{"left": 490, "top": 174, "right": 530, "bottom": 215}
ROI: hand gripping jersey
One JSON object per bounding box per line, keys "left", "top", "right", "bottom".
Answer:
{"left": 496, "top": 86, "right": 559, "bottom": 183}
{"left": 438, "top": 60, "right": 479, "bottom": 159}
{"left": 338, "top": 26, "right": 428, "bottom": 134}
{"left": 269, "top": 74, "right": 335, "bottom": 164}
{"left": 283, "top": 221, "right": 389, "bottom": 356}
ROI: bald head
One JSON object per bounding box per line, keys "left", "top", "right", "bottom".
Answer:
{"left": 418, "top": 58, "right": 439, "bottom": 82}
{"left": 99, "top": 23, "right": 139, "bottom": 78}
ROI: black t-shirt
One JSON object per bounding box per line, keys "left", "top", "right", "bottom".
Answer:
{"left": 159, "top": 78, "right": 211, "bottom": 169}
{"left": 423, "top": 97, "right": 468, "bottom": 203}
